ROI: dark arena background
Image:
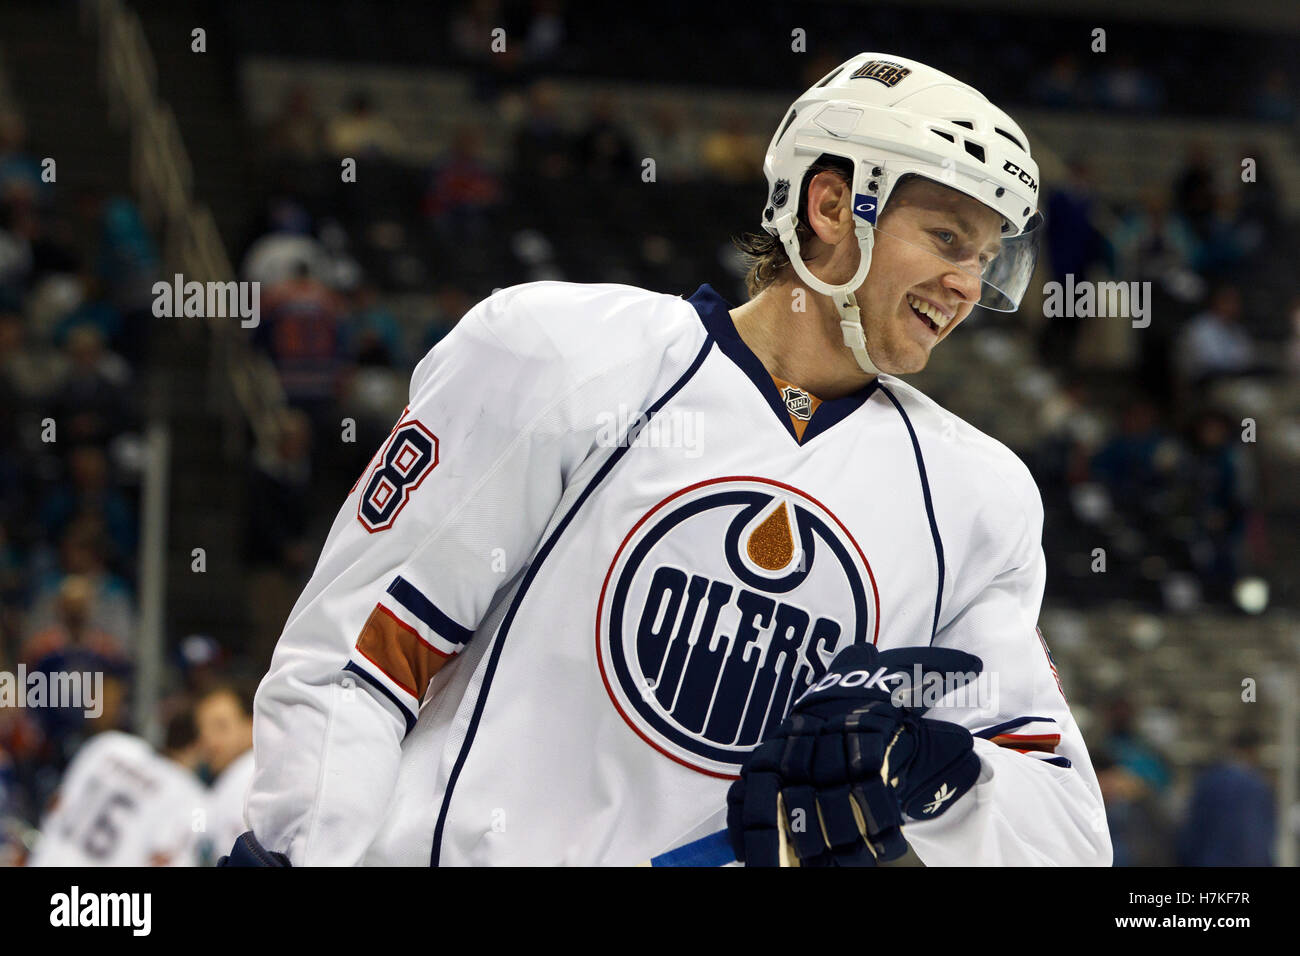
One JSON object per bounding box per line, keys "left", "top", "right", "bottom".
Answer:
{"left": 0, "top": 0, "right": 1297, "bottom": 876}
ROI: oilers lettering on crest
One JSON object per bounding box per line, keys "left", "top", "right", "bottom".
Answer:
{"left": 596, "top": 477, "right": 880, "bottom": 777}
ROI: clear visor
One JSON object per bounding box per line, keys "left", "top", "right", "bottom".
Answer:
{"left": 856, "top": 192, "right": 1044, "bottom": 312}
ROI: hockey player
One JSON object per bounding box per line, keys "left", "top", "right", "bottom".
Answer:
{"left": 196, "top": 684, "right": 256, "bottom": 864}
{"left": 29, "top": 710, "right": 205, "bottom": 867}
{"left": 229, "top": 53, "right": 1111, "bottom": 866}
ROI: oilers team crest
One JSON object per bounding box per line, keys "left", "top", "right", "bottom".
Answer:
{"left": 596, "top": 476, "right": 879, "bottom": 777}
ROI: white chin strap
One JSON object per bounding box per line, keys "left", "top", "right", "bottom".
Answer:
{"left": 774, "top": 212, "right": 881, "bottom": 376}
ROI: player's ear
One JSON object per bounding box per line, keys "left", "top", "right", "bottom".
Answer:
{"left": 805, "top": 171, "right": 853, "bottom": 246}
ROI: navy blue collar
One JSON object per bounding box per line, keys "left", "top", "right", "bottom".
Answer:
{"left": 686, "top": 283, "right": 878, "bottom": 445}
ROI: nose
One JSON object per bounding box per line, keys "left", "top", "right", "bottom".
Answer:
{"left": 942, "top": 263, "right": 982, "bottom": 304}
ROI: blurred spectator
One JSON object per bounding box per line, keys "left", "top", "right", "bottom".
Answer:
{"left": 451, "top": 0, "right": 505, "bottom": 64}
{"left": 1095, "top": 697, "right": 1174, "bottom": 866}
{"left": 512, "top": 81, "right": 574, "bottom": 179}
{"left": 244, "top": 410, "right": 313, "bottom": 667}
{"left": 51, "top": 275, "right": 123, "bottom": 351}
{"left": 89, "top": 194, "right": 158, "bottom": 315}
{"left": 1089, "top": 400, "right": 1180, "bottom": 511}
{"left": 1174, "top": 285, "right": 1256, "bottom": 387}
{"left": 422, "top": 124, "right": 502, "bottom": 243}
{"left": 266, "top": 85, "right": 327, "bottom": 162}
{"left": 253, "top": 262, "right": 347, "bottom": 437}
{"left": 638, "top": 103, "right": 698, "bottom": 184}
{"left": 50, "top": 325, "right": 134, "bottom": 450}
{"left": 0, "top": 113, "right": 47, "bottom": 206}
{"left": 1190, "top": 192, "right": 1250, "bottom": 277}
{"left": 19, "top": 576, "right": 130, "bottom": 756}
{"left": 700, "top": 115, "right": 764, "bottom": 183}
{"left": 1251, "top": 68, "right": 1296, "bottom": 123}
{"left": 0, "top": 188, "right": 78, "bottom": 289}
{"left": 27, "top": 520, "right": 135, "bottom": 652}
{"left": 1233, "top": 141, "right": 1281, "bottom": 249}
{"left": 1181, "top": 409, "right": 1249, "bottom": 600}
{"left": 341, "top": 282, "right": 405, "bottom": 368}
{"left": 523, "top": 0, "right": 567, "bottom": 66}
{"left": 1177, "top": 726, "right": 1275, "bottom": 866}
{"left": 37, "top": 446, "right": 136, "bottom": 570}
{"left": 1034, "top": 53, "right": 1085, "bottom": 109}
{"left": 326, "top": 90, "right": 404, "bottom": 161}
{"left": 575, "top": 94, "right": 637, "bottom": 181}
{"left": 416, "top": 283, "right": 472, "bottom": 357}
{"left": 1040, "top": 157, "right": 1106, "bottom": 367}
{"left": 1093, "top": 53, "right": 1164, "bottom": 112}
{"left": 1109, "top": 187, "right": 1198, "bottom": 284}
{"left": 1173, "top": 143, "right": 1218, "bottom": 241}
{"left": 241, "top": 203, "right": 330, "bottom": 288}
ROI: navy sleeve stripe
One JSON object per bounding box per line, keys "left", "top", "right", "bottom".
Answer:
{"left": 343, "top": 660, "right": 418, "bottom": 735}
{"left": 975, "top": 715, "right": 1057, "bottom": 739}
{"left": 387, "top": 575, "right": 474, "bottom": 646}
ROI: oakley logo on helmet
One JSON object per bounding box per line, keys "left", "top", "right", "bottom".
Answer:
{"left": 1002, "top": 160, "right": 1038, "bottom": 193}
{"left": 851, "top": 60, "right": 911, "bottom": 87}
{"left": 852, "top": 196, "right": 877, "bottom": 223}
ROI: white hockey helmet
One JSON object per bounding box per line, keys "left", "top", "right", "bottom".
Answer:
{"left": 761, "top": 53, "right": 1043, "bottom": 374}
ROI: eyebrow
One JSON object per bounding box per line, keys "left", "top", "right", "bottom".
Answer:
{"left": 945, "top": 210, "right": 1002, "bottom": 256}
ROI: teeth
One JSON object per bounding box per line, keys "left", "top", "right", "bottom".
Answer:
{"left": 907, "top": 295, "right": 950, "bottom": 330}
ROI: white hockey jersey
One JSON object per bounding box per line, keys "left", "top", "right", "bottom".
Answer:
{"left": 248, "top": 281, "right": 1112, "bottom": 866}
{"left": 30, "top": 731, "right": 205, "bottom": 867}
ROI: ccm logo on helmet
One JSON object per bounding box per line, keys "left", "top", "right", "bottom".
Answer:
{"left": 1002, "top": 160, "right": 1038, "bottom": 194}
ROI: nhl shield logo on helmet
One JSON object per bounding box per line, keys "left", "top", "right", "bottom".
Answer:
{"left": 770, "top": 178, "right": 790, "bottom": 208}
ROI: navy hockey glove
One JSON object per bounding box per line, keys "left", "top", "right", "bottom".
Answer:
{"left": 727, "top": 643, "right": 983, "bottom": 867}
{"left": 218, "top": 830, "right": 292, "bottom": 867}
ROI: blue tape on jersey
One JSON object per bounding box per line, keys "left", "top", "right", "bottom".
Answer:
{"left": 650, "top": 829, "right": 735, "bottom": 867}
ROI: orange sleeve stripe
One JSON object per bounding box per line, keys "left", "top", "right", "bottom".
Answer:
{"left": 355, "top": 605, "right": 449, "bottom": 700}
{"left": 991, "top": 733, "right": 1060, "bottom": 754}
{"left": 376, "top": 603, "right": 452, "bottom": 658}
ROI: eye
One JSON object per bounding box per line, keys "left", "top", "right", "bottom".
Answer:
{"left": 933, "top": 230, "right": 956, "bottom": 244}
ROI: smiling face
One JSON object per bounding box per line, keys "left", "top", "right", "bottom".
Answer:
{"left": 853, "top": 176, "right": 1006, "bottom": 374}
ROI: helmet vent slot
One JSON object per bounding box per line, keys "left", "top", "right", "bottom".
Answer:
{"left": 995, "top": 127, "right": 1024, "bottom": 151}
{"left": 930, "top": 128, "right": 956, "bottom": 144}
{"left": 814, "top": 67, "right": 845, "bottom": 88}
{"left": 776, "top": 109, "right": 798, "bottom": 144}
{"left": 950, "top": 119, "right": 974, "bottom": 130}
{"left": 964, "top": 141, "right": 986, "bottom": 163}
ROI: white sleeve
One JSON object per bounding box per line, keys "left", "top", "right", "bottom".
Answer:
{"left": 904, "top": 466, "right": 1113, "bottom": 866}
{"left": 245, "top": 283, "right": 692, "bottom": 865}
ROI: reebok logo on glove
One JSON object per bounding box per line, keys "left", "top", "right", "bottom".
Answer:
{"left": 802, "top": 665, "right": 908, "bottom": 698}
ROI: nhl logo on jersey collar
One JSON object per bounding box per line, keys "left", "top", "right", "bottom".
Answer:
{"left": 781, "top": 385, "right": 813, "bottom": 421}
{"left": 597, "top": 476, "right": 880, "bottom": 777}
